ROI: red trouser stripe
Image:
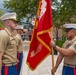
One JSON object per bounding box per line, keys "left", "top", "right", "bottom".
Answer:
{"left": 74, "top": 68, "right": 76, "bottom": 75}
{"left": 4, "top": 66, "right": 8, "bottom": 75}
{"left": 16, "top": 53, "right": 20, "bottom": 70}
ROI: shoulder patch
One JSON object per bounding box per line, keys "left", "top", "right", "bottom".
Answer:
{"left": 74, "top": 44, "right": 76, "bottom": 49}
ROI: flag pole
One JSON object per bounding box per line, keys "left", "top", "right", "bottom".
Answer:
{"left": 51, "top": 29, "right": 55, "bottom": 75}
{"left": 26, "top": 0, "right": 54, "bottom": 71}
{"left": 52, "top": 48, "right": 54, "bottom": 75}
{"left": 35, "top": 0, "right": 55, "bottom": 71}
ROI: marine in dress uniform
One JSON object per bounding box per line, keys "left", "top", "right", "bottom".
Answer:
{"left": 15, "top": 25, "right": 24, "bottom": 75}
{"left": 0, "top": 13, "right": 18, "bottom": 75}
{"left": 50, "top": 24, "right": 76, "bottom": 75}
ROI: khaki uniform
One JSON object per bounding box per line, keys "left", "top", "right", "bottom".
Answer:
{"left": 15, "top": 34, "right": 23, "bottom": 53}
{"left": 15, "top": 34, "right": 23, "bottom": 75}
{"left": 62, "top": 36, "right": 76, "bottom": 65}
{"left": 0, "top": 28, "right": 18, "bottom": 66}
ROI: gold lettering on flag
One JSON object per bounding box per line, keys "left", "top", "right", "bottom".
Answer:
{"left": 30, "top": 44, "right": 42, "bottom": 57}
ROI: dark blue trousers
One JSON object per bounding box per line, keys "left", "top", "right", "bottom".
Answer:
{"left": 62, "top": 66, "right": 76, "bottom": 75}
{"left": 2, "top": 65, "right": 17, "bottom": 75}
{"left": 17, "top": 53, "right": 23, "bottom": 75}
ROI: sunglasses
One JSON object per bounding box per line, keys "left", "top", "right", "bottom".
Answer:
{"left": 65, "top": 28, "right": 73, "bottom": 32}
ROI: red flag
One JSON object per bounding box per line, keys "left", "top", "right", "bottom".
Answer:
{"left": 26, "top": 0, "right": 52, "bottom": 70}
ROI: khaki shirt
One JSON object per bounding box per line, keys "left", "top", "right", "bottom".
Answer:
{"left": 62, "top": 36, "right": 76, "bottom": 65}
{"left": 15, "top": 34, "right": 23, "bottom": 53}
{"left": 0, "top": 28, "right": 18, "bottom": 65}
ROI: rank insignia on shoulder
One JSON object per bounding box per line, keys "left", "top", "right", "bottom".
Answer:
{"left": 74, "top": 44, "right": 76, "bottom": 49}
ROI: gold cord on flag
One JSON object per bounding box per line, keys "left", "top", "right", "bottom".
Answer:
{"left": 30, "top": 0, "right": 42, "bottom": 43}
{"left": 34, "top": 0, "right": 42, "bottom": 28}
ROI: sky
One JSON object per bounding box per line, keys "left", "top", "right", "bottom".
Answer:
{"left": 0, "top": 0, "right": 4, "bottom": 9}
{"left": 0, "top": 0, "right": 10, "bottom": 12}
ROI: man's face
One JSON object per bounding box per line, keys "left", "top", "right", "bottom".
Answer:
{"left": 17, "top": 29, "right": 23, "bottom": 34}
{"left": 65, "top": 29, "right": 75, "bottom": 39}
{"left": 8, "top": 20, "right": 18, "bottom": 30}
{"left": 75, "top": 29, "right": 76, "bottom": 35}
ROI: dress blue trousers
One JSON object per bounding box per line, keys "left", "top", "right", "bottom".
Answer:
{"left": 62, "top": 66, "right": 76, "bottom": 75}
{"left": 2, "top": 65, "right": 17, "bottom": 75}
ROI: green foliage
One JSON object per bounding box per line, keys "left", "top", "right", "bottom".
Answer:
{"left": 0, "top": 10, "right": 5, "bottom": 28}
{"left": 56, "top": 38, "right": 66, "bottom": 47}
{"left": 0, "top": 21, "right": 4, "bottom": 28}
{"left": 3, "top": 0, "right": 76, "bottom": 26}
{"left": 3, "top": 0, "right": 38, "bottom": 21}
{"left": 52, "top": 0, "right": 76, "bottom": 27}
{"left": 0, "top": 10, "right": 5, "bottom": 17}
{"left": 59, "top": 0, "right": 76, "bottom": 23}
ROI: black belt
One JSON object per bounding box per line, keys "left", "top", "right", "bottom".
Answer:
{"left": 64, "top": 63, "right": 76, "bottom": 68}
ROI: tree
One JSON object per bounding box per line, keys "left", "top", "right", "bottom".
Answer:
{"left": 59, "top": 0, "right": 76, "bottom": 23}
{"left": 3, "top": 0, "right": 76, "bottom": 25}
{"left": 0, "top": 10, "right": 5, "bottom": 28}
{"left": 52, "top": 0, "right": 76, "bottom": 40}
{"left": 3, "top": 0, "right": 38, "bottom": 21}
{"left": 3, "top": 0, "right": 76, "bottom": 41}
